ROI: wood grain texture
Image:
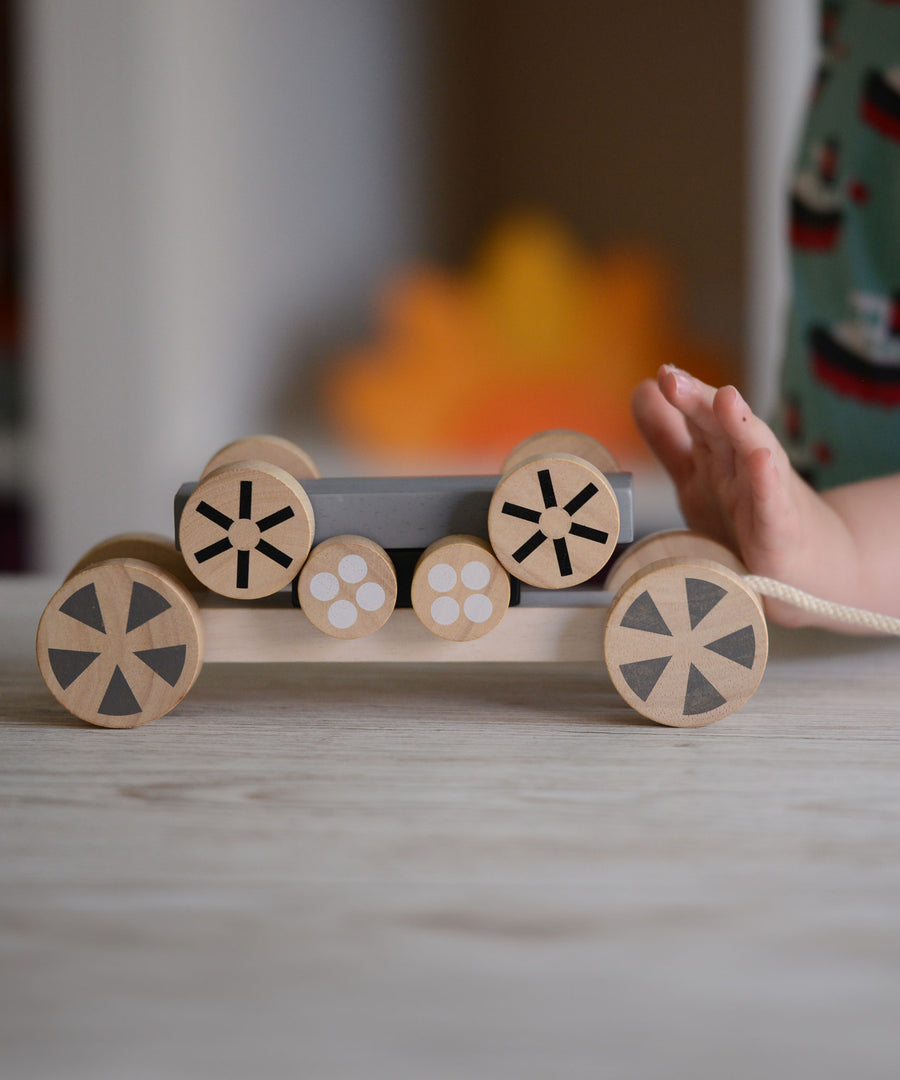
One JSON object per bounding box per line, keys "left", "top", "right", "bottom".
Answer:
{"left": 410, "top": 535, "right": 510, "bottom": 641}
{"left": 7, "top": 576, "right": 900, "bottom": 1080}
{"left": 199, "top": 593, "right": 605, "bottom": 664}
{"left": 604, "top": 557, "right": 767, "bottom": 727}
{"left": 297, "top": 535, "right": 397, "bottom": 639}
{"left": 200, "top": 434, "right": 320, "bottom": 480}
{"left": 604, "top": 529, "right": 747, "bottom": 594}
{"left": 65, "top": 532, "right": 201, "bottom": 592}
{"left": 180, "top": 461, "right": 315, "bottom": 599}
{"left": 36, "top": 560, "right": 205, "bottom": 727}
{"left": 488, "top": 453, "right": 620, "bottom": 588}
{"left": 502, "top": 428, "right": 619, "bottom": 474}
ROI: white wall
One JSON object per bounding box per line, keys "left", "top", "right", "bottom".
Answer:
{"left": 23, "top": 0, "right": 425, "bottom": 572}
{"left": 746, "top": 0, "right": 817, "bottom": 415}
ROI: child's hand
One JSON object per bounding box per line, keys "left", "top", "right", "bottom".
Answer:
{"left": 632, "top": 366, "right": 860, "bottom": 625}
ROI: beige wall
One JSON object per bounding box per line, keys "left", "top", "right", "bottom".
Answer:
{"left": 425, "top": 1, "right": 747, "bottom": 358}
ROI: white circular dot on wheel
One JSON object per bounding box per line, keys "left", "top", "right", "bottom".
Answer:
{"left": 411, "top": 535, "right": 511, "bottom": 641}
{"left": 297, "top": 535, "right": 397, "bottom": 639}
{"left": 338, "top": 554, "right": 368, "bottom": 584}
{"left": 464, "top": 593, "right": 493, "bottom": 623}
{"left": 356, "top": 582, "right": 386, "bottom": 612}
{"left": 461, "top": 560, "right": 491, "bottom": 591}
{"left": 328, "top": 599, "right": 359, "bottom": 630}
{"left": 310, "top": 571, "right": 340, "bottom": 602}
{"left": 431, "top": 596, "right": 461, "bottom": 626}
{"left": 428, "top": 563, "right": 458, "bottom": 593}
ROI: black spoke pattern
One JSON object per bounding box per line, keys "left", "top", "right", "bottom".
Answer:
{"left": 502, "top": 502, "right": 543, "bottom": 524}
{"left": 256, "top": 506, "right": 295, "bottom": 532}
{"left": 500, "top": 466, "right": 610, "bottom": 580}
{"left": 197, "top": 501, "right": 233, "bottom": 530}
{"left": 195, "top": 536, "right": 233, "bottom": 564}
{"left": 538, "top": 469, "right": 557, "bottom": 508}
{"left": 553, "top": 537, "right": 572, "bottom": 577}
{"left": 189, "top": 478, "right": 297, "bottom": 590}
{"left": 512, "top": 530, "right": 548, "bottom": 563}
{"left": 564, "top": 483, "right": 598, "bottom": 516}
{"left": 236, "top": 549, "right": 251, "bottom": 590}
{"left": 256, "top": 538, "right": 293, "bottom": 568}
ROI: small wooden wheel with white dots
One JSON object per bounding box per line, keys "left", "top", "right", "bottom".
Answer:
{"left": 297, "top": 535, "right": 397, "bottom": 638}
{"left": 502, "top": 429, "right": 619, "bottom": 475}
{"left": 488, "top": 453, "right": 620, "bottom": 588}
{"left": 36, "top": 558, "right": 205, "bottom": 728}
{"left": 180, "top": 460, "right": 314, "bottom": 599}
{"left": 605, "top": 530, "right": 747, "bottom": 593}
{"left": 411, "top": 535, "right": 510, "bottom": 641}
{"left": 604, "top": 557, "right": 768, "bottom": 727}
{"left": 200, "top": 434, "right": 320, "bottom": 480}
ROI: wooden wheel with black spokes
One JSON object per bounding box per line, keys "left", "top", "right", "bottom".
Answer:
{"left": 488, "top": 453, "right": 620, "bottom": 588}
{"left": 179, "top": 461, "right": 314, "bottom": 599}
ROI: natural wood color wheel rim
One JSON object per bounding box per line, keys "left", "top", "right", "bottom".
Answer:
{"left": 502, "top": 429, "right": 619, "bottom": 475}
{"left": 605, "top": 530, "right": 747, "bottom": 594}
{"left": 66, "top": 533, "right": 199, "bottom": 593}
{"left": 200, "top": 434, "right": 320, "bottom": 480}
{"left": 180, "top": 460, "right": 314, "bottom": 599}
{"left": 488, "top": 453, "right": 620, "bottom": 588}
{"left": 604, "top": 557, "right": 767, "bottom": 727}
{"left": 37, "top": 558, "right": 205, "bottom": 728}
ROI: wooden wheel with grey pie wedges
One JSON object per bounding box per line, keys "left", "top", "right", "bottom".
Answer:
{"left": 36, "top": 558, "right": 205, "bottom": 728}
{"left": 604, "top": 554, "right": 768, "bottom": 727}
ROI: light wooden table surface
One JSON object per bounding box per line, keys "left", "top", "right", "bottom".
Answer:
{"left": 3, "top": 575, "right": 900, "bottom": 1079}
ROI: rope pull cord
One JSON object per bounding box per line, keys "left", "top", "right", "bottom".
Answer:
{"left": 743, "top": 575, "right": 900, "bottom": 636}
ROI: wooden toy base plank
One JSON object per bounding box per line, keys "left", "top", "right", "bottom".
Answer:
{"left": 199, "top": 592, "right": 608, "bottom": 664}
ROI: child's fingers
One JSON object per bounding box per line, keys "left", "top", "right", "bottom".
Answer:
{"left": 745, "top": 445, "right": 796, "bottom": 558}
{"left": 631, "top": 378, "right": 695, "bottom": 488}
{"left": 713, "top": 384, "right": 784, "bottom": 465}
{"left": 657, "top": 367, "right": 733, "bottom": 460}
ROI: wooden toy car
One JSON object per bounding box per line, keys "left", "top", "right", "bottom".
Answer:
{"left": 36, "top": 431, "right": 768, "bottom": 729}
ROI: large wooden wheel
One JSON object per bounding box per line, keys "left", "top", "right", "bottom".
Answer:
{"left": 488, "top": 453, "right": 620, "bottom": 588}
{"left": 36, "top": 559, "right": 205, "bottom": 728}
{"left": 180, "top": 461, "right": 314, "bottom": 598}
{"left": 604, "top": 557, "right": 768, "bottom": 727}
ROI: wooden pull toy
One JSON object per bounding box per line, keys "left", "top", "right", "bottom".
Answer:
{"left": 41, "top": 427, "right": 876, "bottom": 730}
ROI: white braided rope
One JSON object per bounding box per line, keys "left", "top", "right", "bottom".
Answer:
{"left": 743, "top": 575, "right": 900, "bottom": 636}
